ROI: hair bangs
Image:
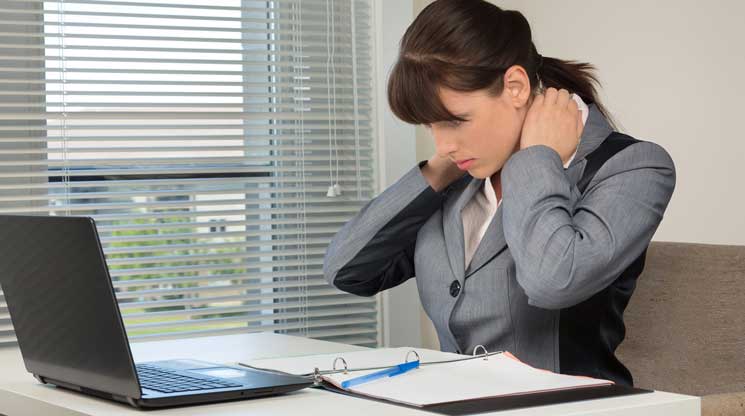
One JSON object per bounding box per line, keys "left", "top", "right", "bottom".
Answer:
{"left": 387, "top": 57, "right": 463, "bottom": 125}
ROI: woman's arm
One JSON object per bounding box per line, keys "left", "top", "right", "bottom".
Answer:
{"left": 500, "top": 141, "right": 676, "bottom": 309}
{"left": 323, "top": 160, "right": 463, "bottom": 297}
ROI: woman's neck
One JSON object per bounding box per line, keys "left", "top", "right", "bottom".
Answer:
{"left": 490, "top": 173, "right": 502, "bottom": 205}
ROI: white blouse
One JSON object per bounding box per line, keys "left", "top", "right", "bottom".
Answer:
{"left": 462, "top": 94, "right": 590, "bottom": 268}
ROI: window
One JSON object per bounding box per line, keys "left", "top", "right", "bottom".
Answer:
{"left": 0, "top": 0, "right": 377, "bottom": 348}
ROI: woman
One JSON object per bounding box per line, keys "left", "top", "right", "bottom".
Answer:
{"left": 323, "top": 0, "right": 675, "bottom": 386}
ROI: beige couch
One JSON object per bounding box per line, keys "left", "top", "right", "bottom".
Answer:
{"left": 616, "top": 241, "right": 745, "bottom": 416}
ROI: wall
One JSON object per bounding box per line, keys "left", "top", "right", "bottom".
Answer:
{"left": 375, "top": 0, "right": 423, "bottom": 349}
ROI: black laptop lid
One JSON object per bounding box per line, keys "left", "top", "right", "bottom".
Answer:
{"left": 0, "top": 215, "right": 141, "bottom": 399}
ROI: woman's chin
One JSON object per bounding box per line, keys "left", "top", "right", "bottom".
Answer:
{"left": 468, "top": 165, "right": 498, "bottom": 179}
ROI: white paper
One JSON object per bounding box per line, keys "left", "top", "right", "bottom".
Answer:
{"left": 324, "top": 352, "right": 614, "bottom": 407}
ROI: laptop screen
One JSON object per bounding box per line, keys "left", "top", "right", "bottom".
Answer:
{"left": 0, "top": 215, "right": 141, "bottom": 399}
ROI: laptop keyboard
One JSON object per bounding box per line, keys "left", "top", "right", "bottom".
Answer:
{"left": 136, "top": 364, "right": 243, "bottom": 394}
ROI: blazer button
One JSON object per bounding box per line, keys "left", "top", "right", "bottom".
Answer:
{"left": 449, "top": 280, "right": 461, "bottom": 297}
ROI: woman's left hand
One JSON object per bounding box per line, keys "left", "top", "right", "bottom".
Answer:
{"left": 519, "top": 88, "right": 583, "bottom": 164}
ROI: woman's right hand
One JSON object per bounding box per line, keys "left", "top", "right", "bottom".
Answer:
{"left": 420, "top": 154, "right": 465, "bottom": 192}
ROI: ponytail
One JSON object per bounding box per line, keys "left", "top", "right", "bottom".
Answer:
{"left": 537, "top": 55, "right": 618, "bottom": 130}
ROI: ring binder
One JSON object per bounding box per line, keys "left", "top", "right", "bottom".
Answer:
{"left": 242, "top": 347, "right": 649, "bottom": 415}
{"left": 472, "top": 345, "right": 489, "bottom": 360}
{"left": 242, "top": 348, "right": 506, "bottom": 378}
{"left": 332, "top": 357, "right": 349, "bottom": 374}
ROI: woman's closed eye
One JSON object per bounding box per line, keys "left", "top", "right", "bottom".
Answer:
{"left": 442, "top": 119, "right": 467, "bottom": 128}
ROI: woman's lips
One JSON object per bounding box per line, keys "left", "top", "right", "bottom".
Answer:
{"left": 455, "top": 159, "right": 475, "bottom": 170}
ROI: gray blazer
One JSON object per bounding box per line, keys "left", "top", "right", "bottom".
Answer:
{"left": 323, "top": 104, "right": 675, "bottom": 382}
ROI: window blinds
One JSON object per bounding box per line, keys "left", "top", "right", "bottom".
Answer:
{"left": 0, "top": 0, "right": 378, "bottom": 348}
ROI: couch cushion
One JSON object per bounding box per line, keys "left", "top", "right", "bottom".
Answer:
{"left": 702, "top": 391, "right": 745, "bottom": 416}
{"left": 615, "top": 241, "right": 745, "bottom": 396}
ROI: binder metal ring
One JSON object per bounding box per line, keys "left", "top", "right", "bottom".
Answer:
{"left": 405, "top": 350, "right": 420, "bottom": 363}
{"left": 473, "top": 345, "right": 489, "bottom": 360}
{"left": 333, "top": 357, "right": 349, "bottom": 374}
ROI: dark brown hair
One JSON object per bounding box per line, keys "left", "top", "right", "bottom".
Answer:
{"left": 388, "top": 0, "right": 617, "bottom": 129}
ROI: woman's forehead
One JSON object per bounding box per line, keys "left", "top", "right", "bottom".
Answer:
{"left": 438, "top": 88, "right": 493, "bottom": 111}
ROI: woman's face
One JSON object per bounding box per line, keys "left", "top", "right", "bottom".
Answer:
{"left": 427, "top": 67, "right": 531, "bottom": 179}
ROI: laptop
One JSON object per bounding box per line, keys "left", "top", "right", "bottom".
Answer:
{"left": 0, "top": 215, "right": 313, "bottom": 409}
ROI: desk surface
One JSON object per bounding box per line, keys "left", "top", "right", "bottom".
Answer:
{"left": 0, "top": 333, "right": 700, "bottom": 416}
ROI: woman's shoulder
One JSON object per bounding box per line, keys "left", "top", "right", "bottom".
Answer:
{"left": 575, "top": 134, "right": 676, "bottom": 212}
{"left": 580, "top": 133, "right": 676, "bottom": 196}
{"left": 601, "top": 133, "right": 675, "bottom": 173}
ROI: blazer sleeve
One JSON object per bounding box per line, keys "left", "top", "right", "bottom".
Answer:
{"left": 500, "top": 141, "right": 676, "bottom": 310}
{"left": 323, "top": 161, "right": 451, "bottom": 297}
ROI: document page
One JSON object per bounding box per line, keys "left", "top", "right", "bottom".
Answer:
{"left": 323, "top": 352, "right": 614, "bottom": 407}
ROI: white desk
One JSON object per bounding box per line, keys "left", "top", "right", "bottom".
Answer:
{"left": 0, "top": 333, "right": 700, "bottom": 416}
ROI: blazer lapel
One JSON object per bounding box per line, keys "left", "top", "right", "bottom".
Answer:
{"left": 465, "top": 201, "right": 508, "bottom": 278}
{"left": 564, "top": 103, "right": 615, "bottom": 184}
{"left": 568, "top": 103, "right": 614, "bottom": 168}
{"left": 443, "top": 176, "right": 481, "bottom": 282}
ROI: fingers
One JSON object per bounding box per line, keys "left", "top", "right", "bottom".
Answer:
{"left": 537, "top": 87, "right": 574, "bottom": 108}
{"left": 532, "top": 92, "right": 545, "bottom": 106}
{"left": 536, "top": 87, "right": 582, "bottom": 136}
{"left": 567, "top": 94, "right": 580, "bottom": 115}
{"left": 556, "top": 88, "right": 571, "bottom": 108}
{"left": 542, "top": 87, "right": 558, "bottom": 105}
{"left": 534, "top": 88, "right": 580, "bottom": 123}
{"left": 528, "top": 92, "right": 544, "bottom": 115}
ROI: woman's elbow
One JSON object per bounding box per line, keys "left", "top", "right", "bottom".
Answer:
{"left": 323, "top": 254, "right": 380, "bottom": 297}
{"left": 526, "top": 291, "right": 582, "bottom": 310}
{"left": 519, "top": 272, "right": 593, "bottom": 310}
{"left": 323, "top": 246, "right": 341, "bottom": 286}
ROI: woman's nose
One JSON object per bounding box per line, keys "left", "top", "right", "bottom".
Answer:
{"left": 433, "top": 133, "right": 458, "bottom": 157}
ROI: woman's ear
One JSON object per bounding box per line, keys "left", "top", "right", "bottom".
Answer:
{"left": 502, "top": 65, "right": 531, "bottom": 108}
